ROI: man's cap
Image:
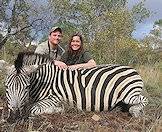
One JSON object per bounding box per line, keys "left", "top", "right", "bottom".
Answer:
{"left": 49, "top": 26, "right": 62, "bottom": 34}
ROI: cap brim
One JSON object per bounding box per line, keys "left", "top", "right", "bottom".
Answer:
{"left": 50, "top": 27, "right": 62, "bottom": 34}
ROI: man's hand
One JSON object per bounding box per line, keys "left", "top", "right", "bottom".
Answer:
{"left": 54, "top": 60, "right": 68, "bottom": 69}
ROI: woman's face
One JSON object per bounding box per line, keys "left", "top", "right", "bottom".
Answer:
{"left": 70, "top": 36, "right": 81, "bottom": 51}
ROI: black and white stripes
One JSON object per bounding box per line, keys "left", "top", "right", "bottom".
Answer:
{"left": 5, "top": 52, "right": 148, "bottom": 119}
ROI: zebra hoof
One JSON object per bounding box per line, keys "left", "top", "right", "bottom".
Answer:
{"left": 129, "top": 106, "right": 142, "bottom": 118}
{"left": 44, "top": 106, "right": 64, "bottom": 114}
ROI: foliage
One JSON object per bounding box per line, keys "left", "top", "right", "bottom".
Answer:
{"left": 131, "top": 0, "right": 150, "bottom": 23}
{"left": 48, "top": 0, "right": 150, "bottom": 42}
{"left": 88, "top": 37, "right": 137, "bottom": 65}
{"left": 0, "top": 0, "right": 159, "bottom": 67}
{"left": 0, "top": 39, "right": 36, "bottom": 63}
{"left": 0, "top": 72, "right": 5, "bottom": 96}
{"left": 0, "top": 0, "right": 52, "bottom": 49}
{"left": 47, "top": 0, "right": 155, "bottom": 66}
{"left": 155, "top": 19, "right": 162, "bottom": 27}
{"left": 81, "top": 7, "right": 158, "bottom": 66}
{"left": 141, "top": 19, "right": 162, "bottom": 65}
{"left": 142, "top": 18, "right": 162, "bottom": 51}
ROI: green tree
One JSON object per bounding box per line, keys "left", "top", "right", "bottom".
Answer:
{"left": 142, "top": 19, "right": 162, "bottom": 50}
{"left": 48, "top": 0, "right": 151, "bottom": 65}
{"left": 131, "top": 0, "right": 150, "bottom": 23}
{"left": 49, "top": 0, "right": 149, "bottom": 43}
{"left": 0, "top": 0, "right": 51, "bottom": 49}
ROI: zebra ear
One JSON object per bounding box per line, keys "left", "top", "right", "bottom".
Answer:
{"left": 24, "top": 65, "right": 39, "bottom": 74}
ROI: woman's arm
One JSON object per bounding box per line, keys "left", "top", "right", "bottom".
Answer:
{"left": 68, "top": 59, "right": 96, "bottom": 69}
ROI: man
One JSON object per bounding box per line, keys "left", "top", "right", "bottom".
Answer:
{"left": 35, "top": 27, "right": 67, "bottom": 69}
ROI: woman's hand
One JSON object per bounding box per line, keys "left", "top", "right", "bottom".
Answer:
{"left": 68, "top": 65, "right": 82, "bottom": 70}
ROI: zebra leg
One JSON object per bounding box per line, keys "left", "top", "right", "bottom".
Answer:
{"left": 123, "top": 95, "right": 148, "bottom": 117}
{"left": 30, "top": 96, "right": 64, "bottom": 116}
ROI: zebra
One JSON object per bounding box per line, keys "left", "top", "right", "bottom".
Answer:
{"left": 1, "top": 52, "right": 148, "bottom": 122}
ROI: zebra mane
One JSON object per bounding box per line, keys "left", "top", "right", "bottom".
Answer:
{"left": 14, "top": 52, "right": 53, "bottom": 73}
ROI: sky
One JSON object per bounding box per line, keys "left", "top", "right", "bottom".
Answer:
{"left": 127, "top": 0, "right": 162, "bottom": 39}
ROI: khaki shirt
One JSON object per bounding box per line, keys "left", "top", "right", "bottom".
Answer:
{"left": 35, "top": 40, "right": 65, "bottom": 60}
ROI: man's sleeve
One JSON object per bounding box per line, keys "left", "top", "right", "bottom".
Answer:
{"left": 35, "top": 45, "right": 46, "bottom": 55}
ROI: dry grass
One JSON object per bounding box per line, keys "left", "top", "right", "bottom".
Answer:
{"left": 138, "top": 65, "right": 161, "bottom": 88}
{"left": 137, "top": 65, "right": 162, "bottom": 99}
{"left": 0, "top": 97, "right": 162, "bottom": 132}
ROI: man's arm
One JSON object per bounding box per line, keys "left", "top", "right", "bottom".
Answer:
{"left": 54, "top": 60, "right": 68, "bottom": 69}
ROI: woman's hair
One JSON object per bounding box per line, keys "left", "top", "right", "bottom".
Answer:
{"left": 67, "top": 33, "right": 84, "bottom": 55}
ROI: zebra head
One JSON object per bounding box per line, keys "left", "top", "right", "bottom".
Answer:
{"left": 4, "top": 64, "right": 39, "bottom": 123}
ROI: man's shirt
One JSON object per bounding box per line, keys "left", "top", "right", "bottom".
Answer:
{"left": 35, "top": 40, "right": 65, "bottom": 60}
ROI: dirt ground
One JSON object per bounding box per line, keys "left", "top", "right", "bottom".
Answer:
{"left": 0, "top": 97, "right": 162, "bottom": 132}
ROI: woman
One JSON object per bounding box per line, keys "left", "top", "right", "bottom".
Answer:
{"left": 61, "top": 33, "right": 96, "bottom": 69}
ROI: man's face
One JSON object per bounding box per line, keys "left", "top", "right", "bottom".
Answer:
{"left": 48, "top": 31, "right": 62, "bottom": 46}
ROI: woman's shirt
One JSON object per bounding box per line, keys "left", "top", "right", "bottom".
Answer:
{"left": 61, "top": 50, "right": 93, "bottom": 65}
